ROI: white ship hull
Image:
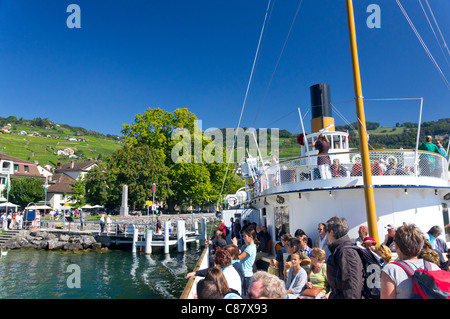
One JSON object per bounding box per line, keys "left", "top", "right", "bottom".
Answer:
{"left": 249, "top": 185, "right": 449, "bottom": 245}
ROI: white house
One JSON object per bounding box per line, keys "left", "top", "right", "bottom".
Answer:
{"left": 0, "top": 153, "right": 46, "bottom": 202}
{"left": 55, "top": 159, "right": 98, "bottom": 181}
{"left": 46, "top": 172, "right": 76, "bottom": 210}
{"left": 56, "top": 148, "right": 75, "bottom": 156}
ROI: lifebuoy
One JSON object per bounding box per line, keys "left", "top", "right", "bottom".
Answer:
{"left": 297, "top": 133, "right": 307, "bottom": 146}
{"left": 386, "top": 155, "right": 397, "bottom": 165}
{"left": 227, "top": 196, "right": 238, "bottom": 207}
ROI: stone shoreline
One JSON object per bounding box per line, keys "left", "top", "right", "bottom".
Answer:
{"left": 1, "top": 213, "right": 220, "bottom": 252}
{"left": 3, "top": 230, "right": 102, "bottom": 252}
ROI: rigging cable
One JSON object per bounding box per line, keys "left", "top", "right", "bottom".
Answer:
{"left": 252, "top": 0, "right": 304, "bottom": 127}
{"left": 396, "top": 0, "right": 450, "bottom": 90}
{"left": 418, "top": 0, "right": 450, "bottom": 67}
{"left": 218, "top": 0, "right": 273, "bottom": 210}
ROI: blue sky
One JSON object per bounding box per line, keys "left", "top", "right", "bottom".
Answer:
{"left": 0, "top": 0, "right": 449, "bottom": 136}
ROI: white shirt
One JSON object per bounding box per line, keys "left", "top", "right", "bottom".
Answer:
{"left": 222, "top": 265, "right": 242, "bottom": 296}
{"left": 318, "top": 234, "right": 328, "bottom": 249}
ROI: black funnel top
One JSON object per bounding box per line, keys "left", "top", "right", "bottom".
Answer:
{"left": 310, "top": 83, "right": 332, "bottom": 118}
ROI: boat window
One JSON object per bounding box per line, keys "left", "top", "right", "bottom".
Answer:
{"left": 274, "top": 206, "right": 289, "bottom": 241}
{"left": 342, "top": 134, "right": 348, "bottom": 148}
{"left": 334, "top": 135, "right": 341, "bottom": 149}
{"left": 307, "top": 137, "right": 314, "bottom": 150}
{"left": 328, "top": 135, "right": 333, "bottom": 149}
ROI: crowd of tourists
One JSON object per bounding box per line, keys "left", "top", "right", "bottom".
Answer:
{"left": 187, "top": 217, "right": 450, "bottom": 299}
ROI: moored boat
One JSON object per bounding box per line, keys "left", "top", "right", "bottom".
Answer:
{"left": 180, "top": 0, "right": 449, "bottom": 299}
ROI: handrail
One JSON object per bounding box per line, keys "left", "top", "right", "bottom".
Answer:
{"left": 180, "top": 245, "right": 209, "bottom": 299}
{"left": 252, "top": 149, "right": 448, "bottom": 196}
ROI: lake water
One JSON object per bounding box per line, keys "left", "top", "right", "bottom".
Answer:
{"left": 0, "top": 246, "right": 203, "bottom": 299}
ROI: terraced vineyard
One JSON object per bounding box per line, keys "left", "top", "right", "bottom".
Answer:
{"left": 0, "top": 124, "right": 123, "bottom": 165}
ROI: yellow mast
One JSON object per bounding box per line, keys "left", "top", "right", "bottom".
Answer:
{"left": 345, "top": 0, "right": 379, "bottom": 243}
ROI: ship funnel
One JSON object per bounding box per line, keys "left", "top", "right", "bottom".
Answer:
{"left": 310, "top": 83, "right": 335, "bottom": 133}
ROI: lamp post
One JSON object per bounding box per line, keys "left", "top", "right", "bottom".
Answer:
{"left": 152, "top": 183, "right": 156, "bottom": 227}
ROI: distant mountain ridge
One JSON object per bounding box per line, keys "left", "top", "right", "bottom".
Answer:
{"left": 227, "top": 118, "right": 449, "bottom": 160}
{"left": 0, "top": 116, "right": 448, "bottom": 165}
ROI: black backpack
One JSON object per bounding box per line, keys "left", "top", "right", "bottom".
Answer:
{"left": 338, "top": 245, "right": 385, "bottom": 299}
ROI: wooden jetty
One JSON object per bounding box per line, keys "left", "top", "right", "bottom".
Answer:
{"left": 95, "top": 217, "right": 208, "bottom": 254}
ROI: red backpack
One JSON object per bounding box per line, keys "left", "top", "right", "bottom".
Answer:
{"left": 392, "top": 260, "right": 450, "bottom": 299}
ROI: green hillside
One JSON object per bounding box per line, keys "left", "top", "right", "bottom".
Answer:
{"left": 0, "top": 116, "right": 448, "bottom": 165}
{"left": 273, "top": 118, "right": 450, "bottom": 160}
{"left": 0, "top": 117, "right": 123, "bottom": 165}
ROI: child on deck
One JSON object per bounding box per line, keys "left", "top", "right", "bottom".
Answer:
{"left": 232, "top": 228, "right": 259, "bottom": 297}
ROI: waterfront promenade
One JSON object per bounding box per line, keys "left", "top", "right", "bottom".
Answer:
{"left": 1, "top": 212, "right": 218, "bottom": 254}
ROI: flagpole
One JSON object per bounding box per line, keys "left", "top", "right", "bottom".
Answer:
{"left": 345, "top": 0, "right": 379, "bottom": 243}
{"left": 5, "top": 172, "right": 10, "bottom": 215}
{"left": 44, "top": 177, "right": 48, "bottom": 217}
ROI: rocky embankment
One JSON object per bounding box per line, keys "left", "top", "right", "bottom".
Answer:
{"left": 3, "top": 230, "right": 102, "bottom": 251}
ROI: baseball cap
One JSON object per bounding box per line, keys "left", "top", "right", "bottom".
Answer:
{"left": 363, "top": 236, "right": 377, "bottom": 245}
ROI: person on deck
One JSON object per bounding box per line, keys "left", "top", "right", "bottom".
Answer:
{"left": 418, "top": 135, "right": 442, "bottom": 176}
{"left": 381, "top": 223, "right": 441, "bottom": 299}
{"left": 209, "top": 250, "right": 242, "bottom": 297}
{"left": 436, "top": 139, "right": 447, "bottom": 157}
{"left": 272, "top": 233, "right": 292, "bottom": 280}
{"left": 355, "top": 225, "right": 368, "bottom": 247}
{"left": 425, "top": 225, "right": 448, "bottom": 267}
{"left": 285, "top": 251, "right": 308, "bottom": 299}
{"left": 207, "top": 230, "right": 227, "bottom": 265}
{"left": 325, "top": 216, "right": 364, "bottom": 299}
{"left": 312, "top": 134, "right": 332, "bottom": 180}
{"left": 305, "top": 248, "right": 330, "bottom": 299}
{"left": 232, "top": 228, "right": 258, "bottom": 297}
{"left": 314, "top": 223, "right": 330, "bottom": 259}
{"left": 215, "top": 219, "right": 227, "bottom": 238}
{"left": 330, "top": 158, "right": 349, "bottom": 178}
{"left": 246, "top": 271, "right": 286, "bottom": 299}
{"left": 383, "top": 224, "right": 396, "bottom": 252}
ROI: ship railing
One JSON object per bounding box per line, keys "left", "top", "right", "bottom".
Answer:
{"left": 253, "top": 150, "right": 448, "bottom": 196}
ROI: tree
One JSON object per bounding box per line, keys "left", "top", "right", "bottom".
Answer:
{"left": 68, "top": 177, "right": 86, "bottom": 208}
{"left": 84, "top": 165, "right": 108, "bottom": 206}
{"left": 121, "top": 107, "right": 244, "bottom": 211}
{"left": 102, "top": 144, "right": 171, "bottom": 210}
{"left": 170, "top": 162, "right": 213, "bottom": 207}
{"left": 3, "top": 177, "right": 44, "bottom": 208}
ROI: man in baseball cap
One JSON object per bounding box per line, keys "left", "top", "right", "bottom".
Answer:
{"left": 383, "top": 224, "right": 396, "bottom": 252}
